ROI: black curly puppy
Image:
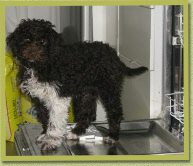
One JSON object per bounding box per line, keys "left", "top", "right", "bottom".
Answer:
{"left": 6, "top": 19, "right": 148, "bottom": 151}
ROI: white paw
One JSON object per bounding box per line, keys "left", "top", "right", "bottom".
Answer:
{"left": 66, "top": 132, "right": 79, "bottom": 140}
{"left": 36, "top": 134, "right": 62, "bottom": 151}
{"left": 41, "top": 138, "right": 61, "bottom": 151}
{"left": 104, "top": 137, "right": 116, "bottom": 144}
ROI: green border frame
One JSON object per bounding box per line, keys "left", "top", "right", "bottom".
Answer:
{"left": 0, "top": 0, "right": 189, "bottom": 162}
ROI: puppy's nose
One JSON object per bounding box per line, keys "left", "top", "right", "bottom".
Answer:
{"left": 30, "top": 51, "right": 37, "bottom": 56}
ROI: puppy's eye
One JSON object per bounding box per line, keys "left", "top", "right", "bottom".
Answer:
{"left": 24, "top": 39, "right": 31, "bottom": 42}
{"left": 41, "top": 39, "right": 47, "bottom": 45}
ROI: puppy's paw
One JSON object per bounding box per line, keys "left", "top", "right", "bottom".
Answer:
{"left": 66, "top": 132, "right": 79, "bottom": 140}
{"left": 36, "top": 134, "right": 46, "bottom": 144}
{"left": 104, "top": 137, "right": 116, "bottom": 144}
{"left": 41, "top": 141, "right": 58, "bottom": 152}
{"left": 36, "top": 134, "right": 62, "bottom": 152}
{"left": 41, "top": 137, "right": 62, "bottom": 152}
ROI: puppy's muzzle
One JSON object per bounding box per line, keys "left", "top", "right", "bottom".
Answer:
{"left": 22, "top": 44, "right": 46, "bottom": 62}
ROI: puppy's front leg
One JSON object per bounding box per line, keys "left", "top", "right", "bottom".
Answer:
{"left": 39, "top": 96, "right": 71, "bottom": 151}
{"left": 20, "top": 69, "right": 71, "bottom": 151}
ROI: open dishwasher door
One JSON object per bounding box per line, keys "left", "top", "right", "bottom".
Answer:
{"left": 14, "top": 121, "right": 184, "bottom": 156}
{"left": 7, "top": 5, "right": 185, "bottom": 156}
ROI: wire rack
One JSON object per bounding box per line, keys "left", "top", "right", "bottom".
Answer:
{"left": 165, "top": 91, "right": 184, "bottom": 124}
{"left": 165, "top": 91, "right": 184, "bottom": 140}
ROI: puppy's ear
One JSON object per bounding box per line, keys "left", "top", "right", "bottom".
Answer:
{"left": 6, "top": 32, "right": 15, "bottom": 50}
{"left": 49, "top": 29, "right": 64, "bottom": 46}
{"left": 6, "top": 33, "right": 18, "bottom": 58}
{"left": 48, "top": 30, "right": 64, "bottom": 60}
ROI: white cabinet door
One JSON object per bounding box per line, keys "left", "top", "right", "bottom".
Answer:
{"left": 119, "top": 6, "right": 152, "bottom": 120}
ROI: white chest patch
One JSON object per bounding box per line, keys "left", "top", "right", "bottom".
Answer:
{"left": 20, "top": 68, "right": 71, "bottom": 149}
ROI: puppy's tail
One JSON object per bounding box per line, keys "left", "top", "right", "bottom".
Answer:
{"left": 125, "top": 66, "right": 148, "bottom": 76}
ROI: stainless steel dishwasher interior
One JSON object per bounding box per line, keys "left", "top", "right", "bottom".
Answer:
{"left": 10, "top": 120, "right": 184, "bottom": 156}
{"left": 95, "top": 121, "right": 184, "bottom": 155}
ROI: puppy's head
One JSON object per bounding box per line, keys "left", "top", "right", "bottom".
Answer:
{"left": 6, "top": 19, "right": 62, "bottom": 64}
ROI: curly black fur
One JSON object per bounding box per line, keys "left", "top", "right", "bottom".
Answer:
{"left": 6, "top": 19, "right": 148, "bottom": 145}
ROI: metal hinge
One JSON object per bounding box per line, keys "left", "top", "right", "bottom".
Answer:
{"left": 172, "top": 36, "right": 183, "bottom": 47}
